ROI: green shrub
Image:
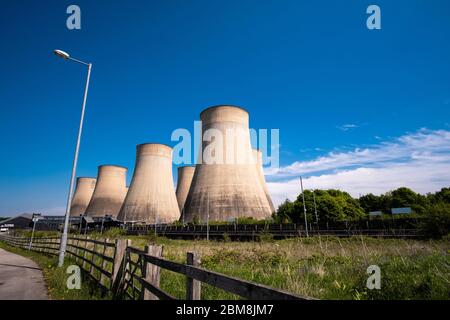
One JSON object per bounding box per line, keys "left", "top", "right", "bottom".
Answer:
{"left": 419, "top": 203, "right": 450, "bottom": 239}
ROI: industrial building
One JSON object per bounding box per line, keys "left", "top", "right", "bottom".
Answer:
{"left": 117, "top": 144, "right": 180, "bottom": 224}
{"left": 183, "top": 105, "right": 273, "bottom": 222}
{"left": 70, "top": 177, "right": 96, "bottom": 216}
{"left": 176, "top": 166, "right": 195, "bottom": 218}
{"left": 84, "top": 165, "right": 128, "bottom": 218}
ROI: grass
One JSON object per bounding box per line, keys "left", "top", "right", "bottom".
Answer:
{"left": 4, "top": 231, "right": 450, "bottom": 300}
{"left": 96, "top": 233, "right": 450, "bottom": 300}
{"left": 0, "top": 241, "right": 110, "bottom": 300}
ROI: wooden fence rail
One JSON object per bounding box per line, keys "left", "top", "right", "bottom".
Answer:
{"left": 0, "top": 233, "right": 312, "bottom": 300}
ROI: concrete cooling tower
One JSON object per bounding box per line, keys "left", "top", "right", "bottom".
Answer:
{"left": 70, "top": 177, "right": 96, "bottom": 216}
{"left": 253, "top": 149, "right": 275, "bottom": 213}
{"left": 183, "top": 105, "right": 272, "bottom": 222}
{"left": 117, "top": 144, "right": 180, "bottom": 224}
{"left": 176, "top": 166, "right": 195, "bottom": 216}
{"left": 84, "top": 165, "right": 128, "bottom": 218}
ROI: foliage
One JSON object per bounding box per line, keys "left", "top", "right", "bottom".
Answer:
{"left": 418, "top": 203, "right": 450, "bottom": 239}
{"left": 90, "top": 227, "right": 126, "bottom": 238}
{"left": 146, "top": 236, "right": 449, "bottom": 300}
{"left": 274, "top": 187, "right": 450, "bottom": 229}
{"left": 275, "top": 189, "right": 366, "bottom": 223}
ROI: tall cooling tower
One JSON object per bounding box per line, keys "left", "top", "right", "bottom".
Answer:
{"left": 183, "top": 105, "right": 272, "bottom": 222}
{"left": 253, "top": 149, "right": 275, "bottom": 213}
{"left": 70, "top": 177, "right": 96, "bottom": 216}
{"left": 117, "top": 144, "right": 180, "bottom": 224}
{"left": 84, "top": 165, "right": 128, "bottom": 218}
{"left": 176, "top": 166, "right": 195, "bottom": 216}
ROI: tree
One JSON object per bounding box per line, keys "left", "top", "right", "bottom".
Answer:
{"left": 419, "top": 203, "right": 450, "bottom": 238}
{"left": 274, "top": 199, "right": 294, "bottom": 223}
{"left": 359, "top": 193, "right": 381, "bottom": 213}
{"left": 428, "top": 187, "right": 450, "bottom": 204}
{"left": 275, "top": 189, "right": 366, "bottom": 223}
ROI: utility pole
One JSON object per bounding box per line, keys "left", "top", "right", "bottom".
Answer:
{"left": 79, "top": 214, "right": 83, "bottom": 234}
{"left": 313, "top": 191, "right": 318, "bottom": 224}
{"left": 206, "top": 192, "right": 210, "bottom": 242}
{"left": 100, "top": 215, "right": 106, "bottom": 234}
{"left": 300, "top": 176, "right": 309, "bottom": 237}
{"left": 29, "top": 213, "right": 41, "bottom": 250}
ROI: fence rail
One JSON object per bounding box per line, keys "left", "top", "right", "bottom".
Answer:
{"left": 127, "top": 225, "right": 422, "bottom": 239}
{"left": 0, "top": 233, "right": 310, "bottom": 300}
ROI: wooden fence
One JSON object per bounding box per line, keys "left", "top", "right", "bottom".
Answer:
{"left": 0, "top": 234, "right": 312, "bottom": 300}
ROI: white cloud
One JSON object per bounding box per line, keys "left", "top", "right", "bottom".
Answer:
{"left": 266, "top": 129, "right": 450, "bottom": 208}
{"left": 336, "top": 124, "right": 359, "bottom": 131}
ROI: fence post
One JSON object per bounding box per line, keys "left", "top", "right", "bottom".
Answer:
{"left": 186, "top": 252, "right": 201, "bottom": 300}
{"left": 142, "top": 245, "right": 163, "bottom": 300}
{"left": 90, "top": 240, "right": 98, "bottom": 277}
{"left": 111, "top": 239, "right": 130, "bottom": 295}
{"left": 82, "top": 236, "right": 89, "bottom": 270}
{"left": 100, "top": 238, "right": 109, "bottom": 286}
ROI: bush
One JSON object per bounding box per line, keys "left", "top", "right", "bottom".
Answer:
{"left": 419, "top": 203, "right": 450, "bottom": 239}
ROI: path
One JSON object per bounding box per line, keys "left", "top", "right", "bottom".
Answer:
{"left": 0, "top": 248, "right": 48, "bottom": 300}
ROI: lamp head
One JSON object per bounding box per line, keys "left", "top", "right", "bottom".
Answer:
{"left": 53, "top": 49, "right": 70, "bottom": 60}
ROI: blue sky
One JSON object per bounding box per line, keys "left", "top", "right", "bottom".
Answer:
{"left": 1, "top": 0, "right": 449, "bottom": 216}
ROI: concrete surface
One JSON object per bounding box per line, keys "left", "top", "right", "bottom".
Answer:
{"left": 176, "top": 166, "right": 196, "bottom": 213}
{"left": 0, "top": 248, "right": 48, "bottom": 300}
{"left": 184, "top": 106, "right": 273, "bottom": 222}
{"left": 70, "top": 177, "right": 97, "bottom": 216}
{"left": 85, "top": 165, "right": 128, "bottom": 218}
{"left": 118, "top": 144, "right": 181, "bottom": 224}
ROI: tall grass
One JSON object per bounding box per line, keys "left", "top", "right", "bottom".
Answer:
{"left": 5, "top": 232, "right": 449, "bottom": 300}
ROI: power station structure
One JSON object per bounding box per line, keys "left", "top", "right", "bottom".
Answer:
{"left": 176, "top": 166, "right": 195, "bottom": 220}
{"left": 253, "top": 149, "right": 276, "bottom": 213}
{"left": 117, "top": 144, "right": 180, "bottom": 224}
{"left": 183, "top": 105, "right": 273, "bottom": 222}
{"left": 69, "top": 177, "right": 96, "bottom": 216}
{"left": 84, "top": 165, "right": 128, "bottom": 219}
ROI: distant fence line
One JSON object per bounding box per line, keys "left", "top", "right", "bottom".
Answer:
{"left": 0, "top": 234, "right": 311, "bottom": 300}
{"left": 126, "top": 222, "right": 422, "bottom": 239}
{"left": 26, "top": 215, "right": 423, "bottom": 239}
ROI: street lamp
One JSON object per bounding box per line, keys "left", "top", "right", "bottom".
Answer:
{"left": 54, "top": 49, "right": 92, "bottom": 267}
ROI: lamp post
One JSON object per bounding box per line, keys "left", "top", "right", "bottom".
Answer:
{"left": 54, "top": 49, "right": 92, "bottom": 267}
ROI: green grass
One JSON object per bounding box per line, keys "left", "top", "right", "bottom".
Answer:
{"left": 0, "top": 241, "right": 110, "bottom": 300}
{"left": 4, "top": 232, "right": 449, "bottom": 300}
{"left": 108, "top": 235, "right": 450, "bottom": 300}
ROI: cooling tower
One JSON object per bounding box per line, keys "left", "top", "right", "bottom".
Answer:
{"left": 117, "top": 144, "right": 180, "bottom": 224}
{"left": 176, "top": 166, "right": 196, "bottom": 215}
{"left": 84, "top": 165, "right": 128, "bottom": 218}
{"left": 253, "top": 149, "right": 275, "bottom": 213}
{"left": 70, "top": 177, "right": 96, "bottom": 216}
{"left": 183, "top": 105, "right": 272, "bottom": 222}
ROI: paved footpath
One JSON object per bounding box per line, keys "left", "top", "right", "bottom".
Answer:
{"left": 0, "top": 248, "right": 48, "bottom": 300}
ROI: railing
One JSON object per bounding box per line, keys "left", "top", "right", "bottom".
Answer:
{"left": 0, "top": 234, "right": 311, "bottom": 300}
{"left": 127, "top": 224, "right": 422, "bottom": 239}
